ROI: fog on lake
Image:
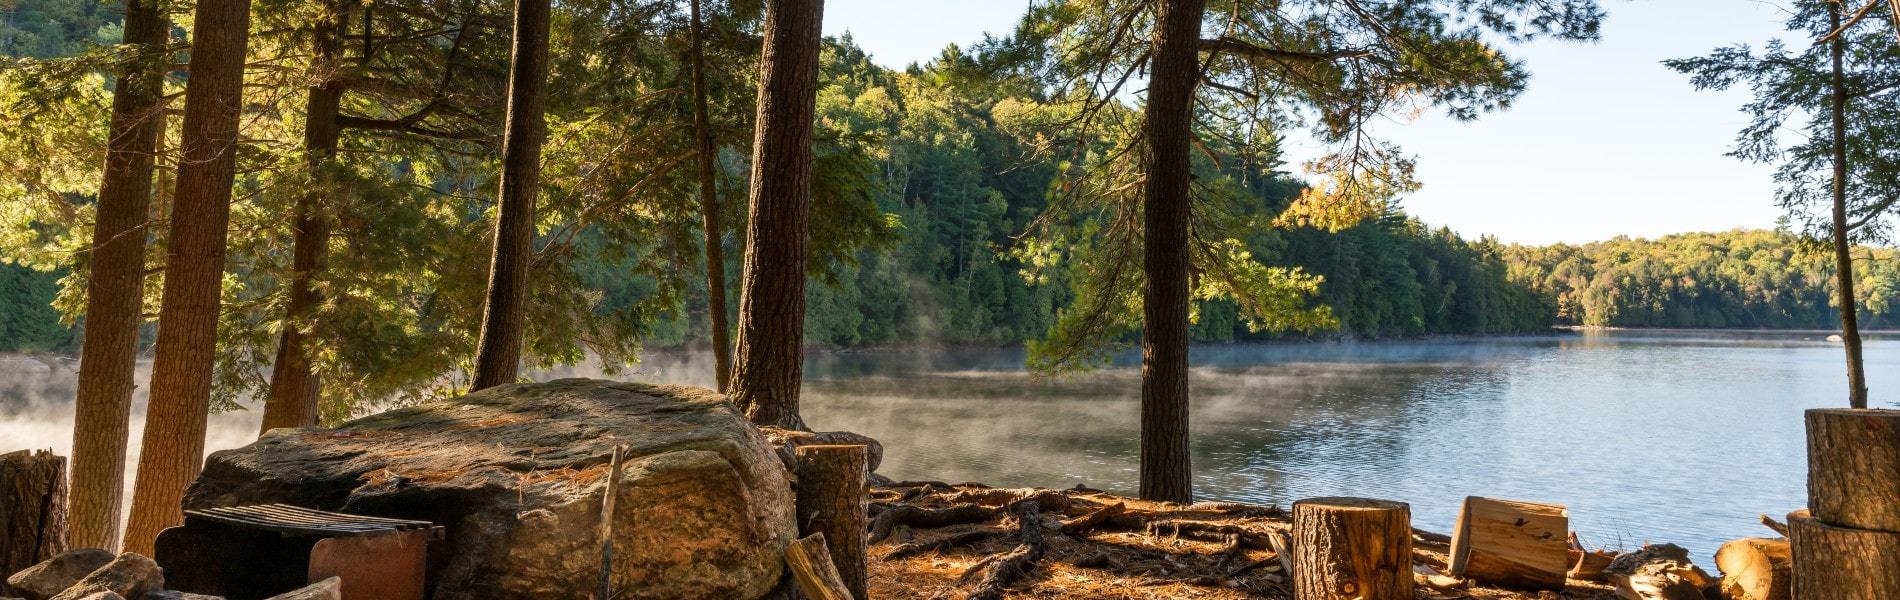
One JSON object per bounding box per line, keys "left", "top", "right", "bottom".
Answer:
{"left": 3, "top": 329, "right": 1888, "bottom": 561}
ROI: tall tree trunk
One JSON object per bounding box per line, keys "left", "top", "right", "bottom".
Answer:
{"left": 1828, "top": 3, "right": 1869, "bottom": 409}
{"left": 470, "top": 0, "right": 552, "bottom": 391}
{"left": 122, "top": 0, "right": 254, "bottom": 555}
{"left": 689, "top": 0, "right": 731, "bottom": 393}
{"left": 1137, "top": 0, "right": 1204, "bottom": 504}
{"left": 261, "top": 6, "right": 347, "bottom": 433}
{"left": 66, "top": 0, "right": 167, "bottom": 552}
{"left": 728, "top": 0, "right": 823, "bottom": 429}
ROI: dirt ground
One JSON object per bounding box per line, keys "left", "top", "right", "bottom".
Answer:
{"left": 864, "top": 481, "right": 1620, "bottom": 599}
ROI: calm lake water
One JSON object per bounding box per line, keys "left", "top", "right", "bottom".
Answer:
{"left": 4, "top": 329, "right": 1891, "bottom": 561}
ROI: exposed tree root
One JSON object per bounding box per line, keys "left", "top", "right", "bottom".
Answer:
{"left": 869, "top": 504, "right": 1000, "bottom": 543}
{"left": 960, "top": 502, "right": 1047, "bottom": 600}
{"left": 882, "top": 528, "right": 1008, "bottom": 560}
{"left": 1059, "top": 501, "right": 1126, "bottom": 535}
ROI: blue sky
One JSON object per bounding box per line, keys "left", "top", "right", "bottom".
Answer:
{"left": 822, "top": 0, "right": 1801, "bottom": 245}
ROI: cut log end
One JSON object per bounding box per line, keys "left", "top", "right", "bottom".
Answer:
{"left": 1714, "top": 537, "right": 1790, "bottom": 600}
{"left": 1291, "top": 496, "right": 1414, "bottom": 600}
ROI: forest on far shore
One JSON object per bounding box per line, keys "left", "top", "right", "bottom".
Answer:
{"left": 10, "top": 223, "right": 1897, "bottom": 355}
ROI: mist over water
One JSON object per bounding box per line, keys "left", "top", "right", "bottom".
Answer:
{"left": 4, "top": 329, "right": 1887, "bottom": 560}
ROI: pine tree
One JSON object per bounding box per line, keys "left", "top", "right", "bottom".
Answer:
{"left": 122, "top": 0, "right": 257, "bottom": 554}
{"left": 729, "top": 0, "right": 825, "bottom": 429}
{"left": 66, "top": 0, "right": 167, "bottom": 551}
{"left": 472, "top": 0, "right": 554, "bottom": 390}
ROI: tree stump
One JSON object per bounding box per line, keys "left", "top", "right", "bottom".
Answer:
{"left": 2, "top": 449, "right": 68, "bottom": 592}
{"left": 1448, "top": 496, "right": 1569, "bottom": 590}
{"left": 1291, "top": 497, "right": 1413, "bottom": 600}
{"left": 1805, "top": 409, "right": 1900, "bottom": 532}
{"left": 795, "top": 445, "right": 867, "bottom": 600}
{"left": 1788, "top": 509, "right": 1900, "bottom": 600}
{"left": 1714, "top": 537, "right": 1791, "bottom": 600}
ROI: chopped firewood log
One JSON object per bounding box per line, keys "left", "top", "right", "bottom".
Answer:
{"left": 1714, "top": 537, "right": 1790, "bottom": 600}
{"left": 785, "top": 534, "right": 853, "bottom": 600}
{"left": 1604, "top": 543, "right": 1717, "bottom": 600}
{"left": 868, "top": 504, "right": 999, "bottom": 543}
{"left": 1449, "top": 496, "right": 1569, "bottom": 591}
{"left": 961, "top": 502, "right": 1048, "bottom": 600}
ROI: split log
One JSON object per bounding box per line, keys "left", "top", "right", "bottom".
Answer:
{"left": 867, "top": 504, "right": 998, "bottom": 543}
{"left": 1568, "top": 548, "right": 1616, "bottom": 582}
{"left": 1787, "top": 509, "right": 1900, "bottom": 600}
{"left": 1290, "top": 496, "right": 1413, "bottom": 600}
{"left": 795, "top": 444, "right": 868, "bottom": 600}
{"left": 1448, "top": 496, "right": 1569, "bottom": 591}
{"left": 1604, "top": 543, "right": 1717, "bottom": 600}
{"left": 1, "top": 449, "right": 68, "bottom": 592}
{"left": 1714, "top": 537, "right": 1790, "bottom": 600}
{"left": 1804, "top": 409, "right": 1900, "bottom": 532}
{"left": 963, "top": 502, "right": 1048, "bottom": 600}
{"left": 785, "top": 533, "right": 853, "bottom": 600}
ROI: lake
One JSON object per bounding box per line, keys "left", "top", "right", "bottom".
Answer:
{"left": 3, "top": 329, "right": 1890, "bottom": 561}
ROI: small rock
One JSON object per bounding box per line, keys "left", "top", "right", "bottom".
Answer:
{"left": 48, "top": 554, "right": 163, "bottom": 600}
{"left": 6, "top": 548, "right": 116, "bottom": 600}
{"left": 68, "top": 593, "right": 122, "bottom": 600}
{"left": 263, "top": 577, "right": 339, "bottom": 600}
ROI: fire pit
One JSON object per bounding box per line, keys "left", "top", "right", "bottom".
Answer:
{"left": 153, "top": 504, "right": 441, "bottom": 600}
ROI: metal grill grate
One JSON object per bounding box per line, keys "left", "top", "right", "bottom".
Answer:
{"left": 184, "top": 504, "right": 440, "bottom": 538}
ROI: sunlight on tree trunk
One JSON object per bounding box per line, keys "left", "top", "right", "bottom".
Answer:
{"left": 66, "top": 0, "right": 167, "bottom": 552}
{"left": 472, "top": 0, "right": 553, "bottom": 391}
{"left": 122, "top": 0, "right": 254, "bottom": 555}
{"left": 730, "top": 0, "right": 824, "bottom": 430}
{"left": 1137, "top": 0, "right": 1205, "bottom": 504}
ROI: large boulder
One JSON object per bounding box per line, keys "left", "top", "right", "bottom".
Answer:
{"left": 185, "top": 379, "right": 796, "bottom": 600}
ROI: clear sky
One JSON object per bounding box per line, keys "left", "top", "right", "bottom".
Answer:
{"left": 822, "top": 0, "right": 1803, "bottom": 245}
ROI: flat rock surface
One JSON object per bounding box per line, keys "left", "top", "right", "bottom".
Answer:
{"left": 185, "top": 379, "right": 796, "bottom": 600}
{"left": 5, "top": 548, "right": 112, "bottom": 600}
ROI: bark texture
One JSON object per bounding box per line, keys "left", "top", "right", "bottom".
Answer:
{"left": 1805, "top": 408, "right": 1900, "bottom": 532}
{"left": 122, "top": 0, "right": 254, "bottom": 556}
{"left": 1291, "top": 497, "right": 1413, "bottom": 600}
{"left": 471, "top": 0, "right": 553, "bottom": 391}
{"left": 67, "top": 0, "right": 167, "bottom": 552}
{"left": 794, "top": 444, "right": 867, "bottom": 600}
{"left": 261, "top": 7, "right": 347, "bottom": 433}
{"left": 1827, "top": 3, "right": 1869, "bottom": 409}
{"left": 688, "top": 0, "right": 732, "bottom": 393}
{"left": 1137, "top": 0, "right": 1206, "bottom": 504}
{"left": 1788, "top": 509, "right": 1900, "bottom": 600}
{"left": 1, "top": 449, "right": 68, "bottom": 594}
{"left": 729, "top": 0, "right": 823, "bottom": 429}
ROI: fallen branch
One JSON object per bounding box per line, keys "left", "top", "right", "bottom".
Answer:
{"left": 1760, "top": 513, "right": 1791, "bottom": 538}
{"left": 869, "top": 504, "right": 999, "bottom": 543}
{"left": 1144, "top": 519, "right": 1274, "bottom": 549}
{"left": 963, "top": 502, "right": 1048, "bottom": 600}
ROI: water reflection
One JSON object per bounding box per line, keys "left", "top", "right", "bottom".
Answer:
{"left": 2, "top": 330, "right": 1889, "bottom": 561}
